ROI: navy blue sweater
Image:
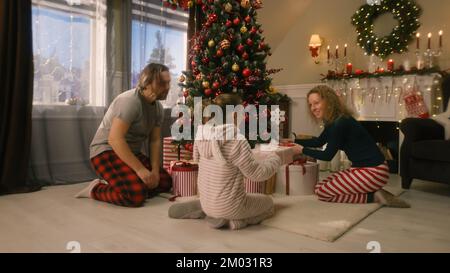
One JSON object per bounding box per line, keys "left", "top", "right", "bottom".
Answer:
{"left": 295, "top": 116, "right": 385, "bottom": 167}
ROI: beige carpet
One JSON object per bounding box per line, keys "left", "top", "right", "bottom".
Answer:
{"left": 261, "top": 183, "right": 404, "bottom": 242}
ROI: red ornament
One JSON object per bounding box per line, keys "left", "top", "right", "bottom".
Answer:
{"left": 242, "top": 68, "right": 252, "bottom": 78}
{"left": 232, "top": 77, "right": 239, "bottom": 86}
{"left": 355, "top": 69, "right": 364, "bottom": 75}
{"left": 242, "top": 52, "right": 249, "bottom": 60}
{"left": 196, "top": 0, "right": 203, "bottom": 4}
{"left": 216, "top": 49, "right": 224, "bottom": 57}
{"left": 209, "top": 13, "right": 218, "bottom": 23}
{"left": 233, "top": 18, "right": 241, "bottom": 25}
{"left": 225, "top": 20, "right": 232, "bottom": 27}
{"left": 202, "top": 4, "right": 208, "bottom": 12}
{"left": 236, "top": 44, "right": 245, "bottom": 53}
{"left": 245, "top": 15, "right": 251, "bottom": 23}
{"left": 191, "top": 60, "right": 197, "bottom": 67}
{"left": 246, "top": 38, "right": 254, "bottom": 46}
{"left": 250, "top": 27, "right": 257, "bottom": 34}
{"left": 212, "top": 81, "right": 220, "bottom": 89}
{"left": 202, "top": 57, "right": 210, "bottom": 64}
{"left": 258, "top": 42, "right": 266, "bottom": 50}
{"left": 204, "top": 88, "right": 213, "bottom": 96}
{"left": 183, "top": 90, "right": 189, "bottom": 97}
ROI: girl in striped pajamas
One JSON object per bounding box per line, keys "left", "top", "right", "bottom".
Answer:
{"left": 295, "top": 85, "right": 410, "bottom": 207}
{"left": 169, "top": 94, "right": 300, "bottom": 229}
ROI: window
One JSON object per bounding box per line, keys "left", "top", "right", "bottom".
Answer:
{"left": 32, "top": 0, "right": 106, "bottom": 106}
{"left": 131, "top": 0, "right": 188, "bottom": 108}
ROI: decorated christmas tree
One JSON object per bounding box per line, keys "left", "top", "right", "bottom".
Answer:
{"left": 163, "top": 0, "right": 289, "bottom": 146}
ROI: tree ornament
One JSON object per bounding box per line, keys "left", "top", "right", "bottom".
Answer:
{"left": 252, "top": 0, "right": 263, "bottom": 9}
{"left": 220, "top": 39, "right": 231, "bottom": 50}
{"left": 250, "top": 26, "right": 257, "bottom": 34}
{"left": 246, "top": 38, "right": 254, "bottom": 46}
{"left": 183, "top": 90, "right": 190, "bottom": 97}
{"left": 212, "top": 81, "right": 220, "bottom": 89}
{"left": 242, "top": 52, "right": 249, "bottom": 60}
{"left": 225, "top": 20, "right": 233, "bottom": 27}
{"left": 208, "top": 40, "right": 215, "bottom": 47}
{"left": 232, "top": 63, "right": 240, "bottom": 72}
{"left": 242, "top": 68, "right": 252, "bottom": 78}
{"left": 351, "top": 0, "right": 422, "bottom": 59}
{"left": 236, "top": 44, "right": 245, "bottom": 53}
{"left": 244, "top": 15, "right": 251, "bottom": 23}
{"left": 179, "top": 75, "right": 186, "bottom": 83}
{"left": 240, "top": 26, "right": 248, "bottom": 33}
{"left": 240, "top": 0, "right": 251, "bottom": 9}
{"left": 233, "top": 18, "right": 241, "bottom": 26}
{"left": 216, "top": 49, "right": 224, "bottom": 57}
{"left": 204, "top": 88, "right": 213, "bottom": 96}
{"left": 224, "top": 2, "right": 233, "bottom": 13}
{"left": 202, "top": 57, "right": 210, "bottom": 64}
{"left": 202, "top": 81, "right": 210, "bottom": 88}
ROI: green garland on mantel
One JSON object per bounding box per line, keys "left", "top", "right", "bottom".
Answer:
{"left": 322, "top": 67, "right": 446, "bottom": 81}
{"left": 351, "top": 0, "right": 422, "bottom": 59}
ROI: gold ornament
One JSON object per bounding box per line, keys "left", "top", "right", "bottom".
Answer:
{"left": 179, "top": 75, "right": 186, "bottom": 83}
{"left": 208, "top": 40, "right": 215, "bottom": 48}
{"left": 268, "top": 86, "right": 277, "bottom": 94}
{"left": 232, "top": 63, "right": 240, "bottom": 72}
{"left": 219, "top": 39, "right": 230, "bottom": 50}
{"left": 240, "top": 0, "right": 251, "bottom": 9}
{"left": 240, "top": 26, "right": 248, "bottom": 33}
{"left": 224, "top": 3, "right": 233, "bottom": 13}
{"left": 202, "top": 81, "right": 210, "bottom": 88}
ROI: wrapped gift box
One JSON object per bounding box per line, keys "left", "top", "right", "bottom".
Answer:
{"left": 163, "top": 137, "right": 193, "bottom": 171}
{"left": 170, "top": 161, "right": 198, "bottom": 197}
{"left": 275, "top": 161, "right": 319, "bottom": 195}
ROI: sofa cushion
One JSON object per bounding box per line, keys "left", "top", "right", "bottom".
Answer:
{"left": 411, "top": 139, "right": 450, "bottom": 163}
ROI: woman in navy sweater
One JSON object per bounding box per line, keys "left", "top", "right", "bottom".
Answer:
{"left": 294, "top": 85, "right": 409, "bottom": 207}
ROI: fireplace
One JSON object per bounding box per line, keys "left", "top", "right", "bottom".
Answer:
{"left": 359, "top": 121, "right": 400, "bottom": 173}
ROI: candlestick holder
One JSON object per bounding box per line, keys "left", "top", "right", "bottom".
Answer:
{"left": 327, "top": 54, "right": 345, "bottom": 73}
{"left": 423, "top": 48, "right": 442, "bottom": 68}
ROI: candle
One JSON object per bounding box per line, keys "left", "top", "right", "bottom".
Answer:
{"left": 335, "top": 45, "right": 339, "bottom": 59}
{"left": 327, "top": 45, "right": 330, "bottom": 61}
{"left": 416, "top": 33, "right": 420, "bottom": 49}
{"left": 344, "top": 44, "right": 347, "bottom": 57}
{"left": 439, "top": 30, "right": 443, "bottom": 48}
{"left": 346, "top": 63, "right": 353, "bottom": 74}
{"left": 427, "top": 32, "right": 432, "bottom": 49}
{"left": 387, "top": 59, "right": 394, "bottom": 71}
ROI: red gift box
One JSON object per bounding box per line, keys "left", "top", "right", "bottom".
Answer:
{"left": 163, "top": 137, "right": 193, "bottom": 171}
{"left": 170, "top": 161, "right": 198, "bottom": 197}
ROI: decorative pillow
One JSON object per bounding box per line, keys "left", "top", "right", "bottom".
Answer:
{"left": 432, "top": 109, "right": 450, "bottom": 140}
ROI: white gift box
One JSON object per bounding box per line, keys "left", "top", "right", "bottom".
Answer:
{"left": 275, "top": 161, "right": 319, "bottom": 195}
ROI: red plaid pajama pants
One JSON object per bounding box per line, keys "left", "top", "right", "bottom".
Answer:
{"left": 90, "top": 150, "right": 172, "bottom": 207}
{"left": 315, "top": 163, "right": 389, "bottom": 204}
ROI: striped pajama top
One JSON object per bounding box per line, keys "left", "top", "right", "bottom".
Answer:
{"left": 193, "top": 124, "right": 281, "bottom": 219}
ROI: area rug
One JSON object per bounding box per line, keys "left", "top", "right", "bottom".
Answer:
{"left": 261, "top": 183, "right": 404, "bottom": 242}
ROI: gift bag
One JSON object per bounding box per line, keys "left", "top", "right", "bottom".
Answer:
{"left": 163, "top": 137, "right": 193, "bottom": 171}
{"left": 170, "top": 161, "right": 198, "bottom": 197}
{"left": 403, "top": 90, "right": 429, "bottom": 118}
{"left": 275, "top": 160, "right": 319, "bottom": 195}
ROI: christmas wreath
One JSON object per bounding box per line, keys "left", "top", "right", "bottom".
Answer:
{"left": 351, "top": 0, "right": 422, "bottom": 59}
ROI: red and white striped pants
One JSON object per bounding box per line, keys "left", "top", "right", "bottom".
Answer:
{"left": 315, "top": 163, "right": 389, "bottom": 204}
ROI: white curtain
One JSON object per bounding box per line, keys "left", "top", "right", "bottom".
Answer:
{"left": 30, "top": 0, "right": 107, "bottom": 184}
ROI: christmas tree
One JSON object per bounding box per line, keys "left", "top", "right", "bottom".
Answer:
{"left": 164, "top": 0, "right": 289, "bottom": 146}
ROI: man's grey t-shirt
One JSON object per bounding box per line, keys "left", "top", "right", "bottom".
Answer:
{"left": 90, "top": 89, "right": 164, "bottom": 159}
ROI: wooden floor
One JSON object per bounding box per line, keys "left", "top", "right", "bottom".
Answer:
{"left": 0, "top": 174, "right": 449, "bottom": 253}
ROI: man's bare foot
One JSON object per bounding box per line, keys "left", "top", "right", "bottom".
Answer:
{"left": 374, "top": 189, "right": 411, "bottom": 208}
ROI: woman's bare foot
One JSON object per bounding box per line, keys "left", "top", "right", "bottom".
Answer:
{"left": 374, "top": 189, "right": 411, "bottom": 208}
{"left": 74, "top": 179, "right": 102, "bottom": 198}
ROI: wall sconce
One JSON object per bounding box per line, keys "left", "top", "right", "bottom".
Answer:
{"left": 309, "top": 34, "right": 322, "bottom": 64}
